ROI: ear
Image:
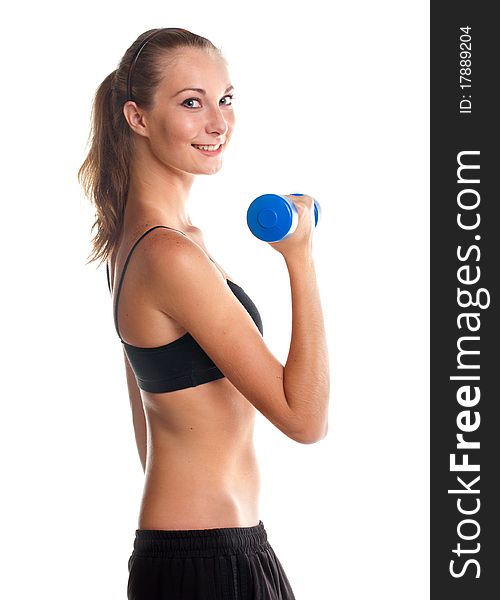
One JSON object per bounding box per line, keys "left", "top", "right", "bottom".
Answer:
{"left": 122, "top": 101, "right": 149, "bottom": 137}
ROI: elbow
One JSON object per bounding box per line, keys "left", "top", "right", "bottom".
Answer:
{"left": 296, "top": 430, "right": 328, "bottom": 445}
{"left": 293, "top": 420, "right": 328, "bottom": 445}
{"left": 282, "top": 399, "right": 329, "bottom": 444}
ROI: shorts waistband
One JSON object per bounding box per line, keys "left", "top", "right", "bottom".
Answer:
{"left": 132, "top": 520, "right": 270, "bottom": 558}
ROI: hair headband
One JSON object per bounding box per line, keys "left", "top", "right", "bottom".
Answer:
{"left": 126, "top": 28, "right": 165, "bottom": 102}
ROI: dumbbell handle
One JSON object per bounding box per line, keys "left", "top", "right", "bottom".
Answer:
{"left": 290, "top": 194, "right": 321, "bottom": 226}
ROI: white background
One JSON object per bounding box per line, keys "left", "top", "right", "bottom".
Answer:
{"left": 2, "top": 1, "right": 429, "bottom": 598}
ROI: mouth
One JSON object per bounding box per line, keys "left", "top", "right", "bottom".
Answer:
{"left": 191, "top": 142, "right": 225, "bottom": 156}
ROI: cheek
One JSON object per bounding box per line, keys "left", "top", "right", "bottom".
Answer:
{"left": 173, "top": 119, "right": 202, "bottom": 144}
{"left": 153, "top": 112, "right": 196, "bottom": 142}
{"left": 226, "top": 113, "right": 236, "bottom": 135}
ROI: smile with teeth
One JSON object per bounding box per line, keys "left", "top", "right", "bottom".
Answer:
{"left": 192, "top": 143, "right": 222, "bottom": 151}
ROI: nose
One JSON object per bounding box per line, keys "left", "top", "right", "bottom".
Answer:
{"left": 205, "top": 104, "right": 230, "bottom": 137}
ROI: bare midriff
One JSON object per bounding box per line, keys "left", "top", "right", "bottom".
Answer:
{"left": 137, "top": 376, "right": 261, "bottom": 531}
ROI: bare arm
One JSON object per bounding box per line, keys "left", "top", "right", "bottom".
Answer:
{"left": 123, "top": 349, "right": 147, "bottom": 473}
{"left": 282, "top": 250, "right": 330, "bottom": 441}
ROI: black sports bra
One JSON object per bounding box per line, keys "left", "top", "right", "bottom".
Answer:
{"left": 106, "top": 225, "right": 263, "bottom": 393}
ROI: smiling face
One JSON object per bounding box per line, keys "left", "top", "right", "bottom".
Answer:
{"left": 142, "top": 47, "right": 236, "bottom": 176}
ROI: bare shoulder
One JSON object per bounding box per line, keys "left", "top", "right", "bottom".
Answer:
{"left": 139, "top": 226, "right": 220, "bottom": 294}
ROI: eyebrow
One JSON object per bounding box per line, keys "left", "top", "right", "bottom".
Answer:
{"left": 172, "top": 84, "right": 234, "bottom": 98}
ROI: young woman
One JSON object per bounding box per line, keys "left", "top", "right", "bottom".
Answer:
{"left": 78, "top": 27, "right": 329, "bottom": 600}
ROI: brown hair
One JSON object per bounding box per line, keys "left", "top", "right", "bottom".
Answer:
{"left": 77, "top": 27, "right": 224, "bottom": 267}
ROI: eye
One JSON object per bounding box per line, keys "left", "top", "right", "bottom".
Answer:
{"left": 182, "top": 97, "right": 201, "bottom": 108}
{"left": 182, "top": 94, "right": 235, "bottom": 109}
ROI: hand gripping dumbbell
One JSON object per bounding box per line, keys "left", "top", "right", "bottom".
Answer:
{"left": 247, "top": 193, "right": 321, "bottom": 242}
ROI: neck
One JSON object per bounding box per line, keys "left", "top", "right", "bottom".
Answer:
{"left": 126, "top": 153, "right": 196, "bottom": 229}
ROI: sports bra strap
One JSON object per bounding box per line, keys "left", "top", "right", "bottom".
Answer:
{"left": 112, "top": 225, "right": 189, "bottom": 342}
{"left": 106, "top": 261, "right": 111, "bottom": 293}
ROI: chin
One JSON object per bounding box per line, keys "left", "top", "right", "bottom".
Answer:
{"left": 192, "top": 159, "right": 224, "bottom": 175}
{"left": 201, "top": 164, "right": 223, "bottom": 175}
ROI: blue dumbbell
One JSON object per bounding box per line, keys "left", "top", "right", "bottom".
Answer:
{"left": 247, "top": 193, "right": 321, "bottom": 242}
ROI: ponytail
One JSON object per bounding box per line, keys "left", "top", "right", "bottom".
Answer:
{"left": 78, "top": 69, "right": 131, "bottom": 266}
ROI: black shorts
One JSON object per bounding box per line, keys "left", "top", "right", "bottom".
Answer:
{"left": 127, "top": 520, "right": 296, "bottom": 599}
